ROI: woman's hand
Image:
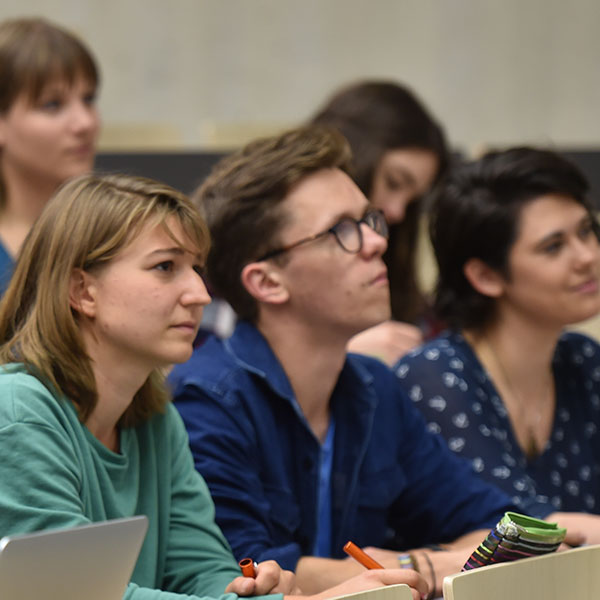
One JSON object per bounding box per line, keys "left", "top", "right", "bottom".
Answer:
{"left": 225, "top": 559, "right": 300, "bottom": 596}
{"left": 226, "top": 556, "right": 427, "bottom": 600}
{"left": 546, "top": 511, "right": 600, "bottom": 546}
{"left": 356, "top": 543, "right": 477, "bottom": 598}
{"left": 304, "top": 568, "right": 428, "bottom": 600}
{"left": 347, "top": 321, "right": 423, "bottom": 366}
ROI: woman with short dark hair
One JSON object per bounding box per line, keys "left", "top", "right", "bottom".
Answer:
{"left": 395, "top": 146, "right": 600, "bottom": 542}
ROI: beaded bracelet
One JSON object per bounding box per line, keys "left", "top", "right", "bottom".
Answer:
{"left": 397, "top": 553, "right": 414, "bottom": 569}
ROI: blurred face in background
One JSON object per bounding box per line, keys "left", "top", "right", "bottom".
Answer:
{"left": 370, "top": 147, "right": 439, "bottom": 225}
{"left": 0, "top": 73, "right": 100, "bottom": 192}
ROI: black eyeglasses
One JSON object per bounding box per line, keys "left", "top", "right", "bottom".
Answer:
{"left": 257, "top": 209, "right": 389, "bottom": 261}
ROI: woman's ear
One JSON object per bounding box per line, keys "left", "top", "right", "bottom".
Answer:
{"left": 68, "top": 268, "right": 97, "bottom": 317}
{"left": 241, "top": 261, "right": 289, "bottom": 305}
{"left": 463, "top": 258, "right": 505, "bottom": 298}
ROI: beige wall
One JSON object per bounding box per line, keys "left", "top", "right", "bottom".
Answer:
{"left": 1, "top": 0, "right": 599, "bottom": 151}
{"left": 3, "top": 0, "right": 600, "bottom": 338}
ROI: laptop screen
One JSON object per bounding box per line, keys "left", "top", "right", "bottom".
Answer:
{"left": 0, "top": 516, "right": 148, "bottom": 600}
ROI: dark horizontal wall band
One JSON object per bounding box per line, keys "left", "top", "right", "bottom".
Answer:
{"left": 95, "top": 152, "right": 226, "bottom": 195}
{"left": 96, "top": 149, "right": 600, "bottom": 206}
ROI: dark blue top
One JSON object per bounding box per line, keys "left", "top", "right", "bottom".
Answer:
{"left": 0, "top": 240, "right": 14, "bottom": 297}
{"left": 394, "top": 330, "right": 600, "bottom": 518}
{"left": 169, "top": 321, "right": 517, "bottom": 571}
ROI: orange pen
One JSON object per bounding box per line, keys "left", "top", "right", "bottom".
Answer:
{"left": 343, "top": 541, "right": 384, "bottom": 569}
{"left": 238, "top": 557, "right": 257, "bottom": 578}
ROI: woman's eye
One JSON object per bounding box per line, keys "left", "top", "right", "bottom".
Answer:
{"left": 385, "top": 176, "right": 405, "bottom": 191}
{"left": 154, "top": 261, "right": 174, "bottom": 272}
{"left": 83, "top": 92, "right": 97, "bottom": 106}
{"left": 579, "top": 221, "right": 596, "bottom": 239}
{"left": 39, "top": 98, "right": 62, "bottom": 112}
{"left": 543, "top": 241, "right": 563, "bottom": 255}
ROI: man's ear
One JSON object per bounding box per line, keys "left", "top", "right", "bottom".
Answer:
{"left": 241, "top": 262, "right": 289, "bottom": 305}
{"left": 68, "top": 268, "right": 98, "bottom": 317}
{"left": 463, "top": 257, "right": 505, "bottom": 298}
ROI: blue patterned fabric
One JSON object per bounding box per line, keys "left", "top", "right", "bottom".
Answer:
{"left": 395, "top": 330, "right": 600, "bottom": 517}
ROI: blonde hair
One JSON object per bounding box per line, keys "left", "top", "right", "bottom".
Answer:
{"left": 0, "top": 173, "right": 209, "bottom": 427}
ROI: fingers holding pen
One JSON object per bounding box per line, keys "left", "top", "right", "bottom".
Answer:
{"left": 367, "top": 569, "right": 428, "bottom": 600}
{"left": 254, "top": 559, "right": 300, "bottom": 594}
{"left": 225, "top": 558, "right": 300, "bottom": 596}
{"left": 342, "top": 542, "right": 429, "bottom": 600}
{"left": 307, "top": 569, "right": 428, "bottom": 600}
{"left": 230, "top": 546, "right": 427, "bottom": 600}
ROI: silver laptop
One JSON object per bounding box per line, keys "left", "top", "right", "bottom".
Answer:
{"left": 0, "top": 515, "right": 148, "bottom": 600}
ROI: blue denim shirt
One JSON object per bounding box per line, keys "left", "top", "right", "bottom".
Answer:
{"left": 169, "top": 321, "right": 516, "bottom": 571}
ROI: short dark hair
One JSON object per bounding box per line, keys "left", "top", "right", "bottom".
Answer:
{"left": 431, "top": 146, "right": 597, "bottom": 330}
{"left": 311, "top": 80, "right": 449, "bottom": 322}
{"left": 193, "top": 125, "right": 352, "bottom": 322}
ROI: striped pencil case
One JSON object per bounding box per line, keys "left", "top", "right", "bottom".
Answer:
{"left": 462, "top": 511, "right": 566, "bottom": 571}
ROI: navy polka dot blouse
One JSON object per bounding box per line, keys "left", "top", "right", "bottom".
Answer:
{"left": 394, "top": 330, "right": 600, "bottom": 518}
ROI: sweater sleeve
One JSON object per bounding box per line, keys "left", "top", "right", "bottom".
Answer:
{"left": 122, "top": 408, "right": 283, "bottom": 600}
{"left": 119, "top": 407, "right": 282, "bottom": 600}
{"left": 157, "top": 406, "right": 243, "bottom": 596}
{"left": 0, "top": 378, "right": 93, "bottom": 535}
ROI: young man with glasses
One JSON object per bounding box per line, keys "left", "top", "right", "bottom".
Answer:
{"left": 169, "top": 126, "right": 518, "bottom": 598}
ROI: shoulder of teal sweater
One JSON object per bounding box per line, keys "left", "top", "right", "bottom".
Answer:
{"left": 137, "top": 401, "right": 180, "bottom": 431}
{"left": 0, "top": 362, "right": 76, "bottom": 427}
{"left": 146, "top": 402, "right": 190, "bottom": 450}
{"left": 123, "top": 403, "right": 186, "bottom": 452}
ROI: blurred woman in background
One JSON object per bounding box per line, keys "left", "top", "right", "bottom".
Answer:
{"left": 0, "top": 17, "right": 100, "bottom": 293}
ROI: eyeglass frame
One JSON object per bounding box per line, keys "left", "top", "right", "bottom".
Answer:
{"left": 256, "top": 209, "right": 389, "bottom": 262}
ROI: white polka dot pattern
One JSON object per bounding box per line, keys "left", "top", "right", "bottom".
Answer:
{"left": 394, "top": 331, "right": 600, "bottom": 518}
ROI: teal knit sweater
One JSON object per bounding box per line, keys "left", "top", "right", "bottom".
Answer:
{"left": 0, "top": 364, "right": 278, "bottom": 600}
